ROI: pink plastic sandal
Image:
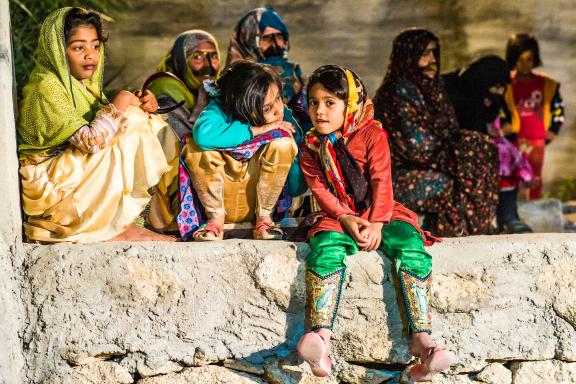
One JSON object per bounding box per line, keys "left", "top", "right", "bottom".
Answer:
{"left": 410, "top": 346, "right": 454, "bottom": 382}
{"left": 297, "top": 332, "right": 332, "bottom": 377}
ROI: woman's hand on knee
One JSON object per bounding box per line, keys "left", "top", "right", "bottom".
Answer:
{"left": 252, "top": 121, "right": 295, "bottom": 136}
{"left": 339, "top": 214, "right": 371, "bottom": 248}
{"left": 112, "top": 90, "right": 141, "bottom": 113}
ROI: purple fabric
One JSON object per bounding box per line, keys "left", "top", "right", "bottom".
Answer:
{"left": 493, "top": 136, "right": 533, "bottom": 183}
{"left": 177, "top": 130, "right": 293, "bottom": 240}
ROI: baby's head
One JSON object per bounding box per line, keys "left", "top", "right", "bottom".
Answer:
{"left": 64, "top": 8, "right": 106, "bottom": 81}
{"left": 307, "top": 65, "right": 348, "bottom": 135}
{"left": 216, "top": 60, "right": 284, "bottom": 126}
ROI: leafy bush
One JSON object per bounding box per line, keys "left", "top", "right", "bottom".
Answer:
{"left": 9, "top": 0, "right": 127, "bottom": 98}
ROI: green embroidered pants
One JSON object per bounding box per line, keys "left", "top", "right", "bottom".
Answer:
{"left": 305, "top": 220, "right": 433, "bottom": 334}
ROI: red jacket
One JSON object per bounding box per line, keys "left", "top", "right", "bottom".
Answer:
{"left": 300, "top": 123, "right": 439, "bottom": 245}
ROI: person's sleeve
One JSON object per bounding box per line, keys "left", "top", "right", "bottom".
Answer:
{"left": 391, "top": 83, "right": 449, "bottom": 169}
{"left": 68, "top": 104, "right": 126, "bottom": 153}
{"left": 365, "top": 128, "right": 394, "bottom": 223}
{"left": 192, "top": 100, "right": 253, "bottom": 150}
{"left": 549, "top": 84, "right": 565, "bottom": 135}
{"left": 299, "top": 143, "right": 355, "bottom": 219}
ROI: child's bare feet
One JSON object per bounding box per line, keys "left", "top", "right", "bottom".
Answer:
{"left": 107, "top": 224, "right": 176, "bottom": 242}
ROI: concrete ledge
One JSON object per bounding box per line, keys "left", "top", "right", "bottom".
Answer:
{"left": 19, "top": 234, "right": 576, "bottom": 383}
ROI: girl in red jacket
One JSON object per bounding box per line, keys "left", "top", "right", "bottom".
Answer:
{"left": 296, "top": 65, "right": 453, "bottom": 381}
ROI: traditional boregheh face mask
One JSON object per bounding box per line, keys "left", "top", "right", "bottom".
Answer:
{"left": 260, "top": 27, "right": 287, "bottom": 59}
{"left": 186, "top": 40, "right": 220, "bottom": 79}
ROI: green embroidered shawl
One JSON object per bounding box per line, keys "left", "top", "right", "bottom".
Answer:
{"left": 17, "top": 7, "right": 107, "bottom": 160}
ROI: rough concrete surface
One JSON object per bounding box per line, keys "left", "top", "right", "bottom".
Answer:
{"left": 8, "top": 234, "right": 574, "bottom": 383}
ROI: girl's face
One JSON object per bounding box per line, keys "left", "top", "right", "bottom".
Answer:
{"left": 308, "top": 83, "right": 346, "bottom": 135}
{"left": 515, "top": 50, "right": 535, "bottom": 75}
{"left": 262, "top": 83, "right": 284, "bottom": 124}
{"left": 65, "top": 25, "right": 100, "bottom": 81}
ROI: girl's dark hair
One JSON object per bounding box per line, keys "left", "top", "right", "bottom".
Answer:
{"left": 216, "top": 60, "right": 283, "bottom": 126}
{"left": 505, "top": 33, "right": 542, "bottom": 68}
{"left": 306, "top": 65, "right": 348, "bottom": 101}
{"left": 64, "top": 7, "right": 108, "bottom": 43}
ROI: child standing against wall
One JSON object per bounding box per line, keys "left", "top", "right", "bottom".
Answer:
{"left": 505, "top": 33, "right": 565, "bottom": 200}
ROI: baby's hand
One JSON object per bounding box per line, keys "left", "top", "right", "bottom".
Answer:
{"left": 112, "top": 90, "right": 141, "bottom": 113}
{"left": 252, "top": 121, "right": 295, "bottom": 136}
{"left": 339, "top": 215, "right": 371, "bottom": 248}
{"left": 136, "top": 90, "right": 158, "bottom": 113}
{"left": 359, "top": 222, "right": 384, "bottom": 251}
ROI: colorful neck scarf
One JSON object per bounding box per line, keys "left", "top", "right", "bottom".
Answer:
{"left": 152, "top": 30, "right": 221, "bottom": 110}
{"left": 305, "top": 66, "right": 381, "bottom": 213}
{"left": 18, "top": 7, "right": 107, "bottom": 160}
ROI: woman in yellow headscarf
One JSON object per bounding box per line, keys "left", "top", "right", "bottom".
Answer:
{"left": 144, "top": 30, "right": 221, "bottom": 232}
{"left": 17, "top": 7, "right": 176, "bottom": 243}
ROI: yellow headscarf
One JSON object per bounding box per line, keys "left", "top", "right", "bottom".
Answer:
{"left": 18, "top": 7, "right": 107, "bottom": 160}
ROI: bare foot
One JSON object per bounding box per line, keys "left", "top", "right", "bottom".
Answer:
{"left": 107, "top": 224, "right": 176, "bottom": 242}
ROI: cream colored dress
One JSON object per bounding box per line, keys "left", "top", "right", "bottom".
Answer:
{"left": 20, "top": 106, "right": 177, "bottom": 243}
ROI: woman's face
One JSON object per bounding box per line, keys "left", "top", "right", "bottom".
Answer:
{"left": 65, "top": 25, "right": 100, "bottom": 81}
{"left": 260, "top": 27, "right": 286, "bottom": 57}
{"left": 308, "top": 83, "right": 346, "bottom": 135}
{"left": 418, "top": 41, "right": 438, "bottom": 79}
{"left": 187, "top": 41, "right": 220, "bottom": 78}
{"left": 262, "top": 83, "right": 284, "bottom": 124}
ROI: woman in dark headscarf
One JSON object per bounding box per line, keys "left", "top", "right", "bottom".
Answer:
{"left": 443, "top": 55, "right": 533, "bottom": 233}
{"left": 226, "top": 7, "right": 311, "bottom": 130}
{"left": 443, "top": 55, "right": 511, "bottom": 134}
{"left": 373, "top": 28, "right": 499, "bottom": 237}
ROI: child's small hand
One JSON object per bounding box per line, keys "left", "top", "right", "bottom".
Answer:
{"left": 112, "top": 90, "right": 141, "bottom": 113}
{"left": 339, "top": 214, "right": 371, "bottom": 248}
{"left": 136, "top": 90, "right": 158, "bottom": 113}
{"left": 252, "top": 121, "right": 295, "bottom": 136}
{"left": 359, "top": 222, "right": 384, "bottom": 251}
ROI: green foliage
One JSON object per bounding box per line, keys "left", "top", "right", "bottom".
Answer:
{"left": 9, "top": 0, "right": 127, "bottom": 98}
{"left": 546, "top": 178, "right": 576, "bottom": 202}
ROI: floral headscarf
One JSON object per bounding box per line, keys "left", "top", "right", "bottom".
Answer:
{"left": 374, "top": 28, "right": 458, "bottom": 140}
{"left": 150, "top": 30, "right": 220, "bottom": 110}
{"left": 305, "top": 65, "right": 381, "bottom": 212}
{"left": 18, "top": 7, "right": 107, "bottom": 160}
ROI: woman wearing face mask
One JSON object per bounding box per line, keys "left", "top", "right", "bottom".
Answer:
{"left": 443, "top": 55, "right": 534, "bottom": 234}
{"left": 145, "top": 31, "right": 222, "bottom": 233}
{"left": 226, "top": 7, "right": 311, "bottom": 131}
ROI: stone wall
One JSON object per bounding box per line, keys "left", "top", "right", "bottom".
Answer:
{"left": 18, "top": 234, "right": 576, "bottom": 384}
{"left": 0, "top": 3, "right": 26, "bottom": 384}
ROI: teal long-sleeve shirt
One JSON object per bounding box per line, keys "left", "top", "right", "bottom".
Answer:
{"left": 192, "top": 99, "right": 309, "bottom": 197}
